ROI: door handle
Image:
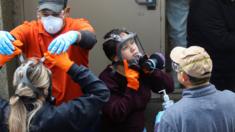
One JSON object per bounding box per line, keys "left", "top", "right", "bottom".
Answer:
{"left": 135, "top": 0, "right": 157, "bottom": 10}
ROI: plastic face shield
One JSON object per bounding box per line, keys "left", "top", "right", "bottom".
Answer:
{"left": 105, "top": 32, "right": 146, "bottom": 66}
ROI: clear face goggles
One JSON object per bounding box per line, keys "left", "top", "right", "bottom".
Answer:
{"left": 104, "top": 32, "right": 147, "bottom": 67}
{"left": 171, "top": 61, "right": 181, "bottom": 72}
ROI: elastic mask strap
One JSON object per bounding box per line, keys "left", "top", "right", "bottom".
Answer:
{"left": 21, "top": 61, "right": 44, "bottom": 98}
{"left": 135, "top": 34, "right": 146, "bottom": 55}
{"left": 46, "top": 71, "right": 55, "bottom": 105}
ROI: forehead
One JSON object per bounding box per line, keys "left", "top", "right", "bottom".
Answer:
{"left": 119, "top": 32, "right": 128, "bottom": 38}
{"left": 39, "top": 9, "right": 57, "bottom": 14}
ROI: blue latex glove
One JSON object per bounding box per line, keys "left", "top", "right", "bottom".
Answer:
{"left": 48, "top": 31, "right": 79, "bottom": 54}
{"left": 155, "top": 111, "right": 165, "bottom": 124}
{"left": 0, "top": 31, "right": 15, "bottom": 55}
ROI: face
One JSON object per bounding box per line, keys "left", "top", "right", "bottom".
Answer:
{"left": 38, "top": 9, "right": 69, "bottom": 34}
{"left": 119, "top": 33, "right": 140, "bottom": 61}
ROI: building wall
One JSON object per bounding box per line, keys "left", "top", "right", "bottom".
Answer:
{"left": 0, "top": 0, "right": 24, "bottom": 99}
{"left": 0, "top": 0, "right": 9, "bottom": 100}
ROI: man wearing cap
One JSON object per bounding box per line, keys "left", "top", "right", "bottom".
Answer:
{"left": 0, "top": 0, "right": 97, "bottom": 105}
{"left": 158, "top": 46, "right": 235, "bottom": 132}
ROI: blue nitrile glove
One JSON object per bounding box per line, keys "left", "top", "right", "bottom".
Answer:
{"left": 48, "top": 31, "right": 79, "bottom": 54}
{"left": 154, "top": 111, "right": 165, "bottom": 132}
{"left": 0, "top": 31, "right": 15, "bottom": 55}
{"left": 155, "top": 111, "right": 165, "bottom": 124}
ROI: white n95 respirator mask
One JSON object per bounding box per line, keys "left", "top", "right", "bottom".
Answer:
{"left": 41, "top": 16, "right": 63, "bottom": 34}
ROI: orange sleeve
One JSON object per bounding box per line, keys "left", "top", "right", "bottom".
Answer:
{"left": 10, "top": 21, "right": 32, "bottom": 44}
{"left": 75, "top": 18, "right": 95, "bottom": 33}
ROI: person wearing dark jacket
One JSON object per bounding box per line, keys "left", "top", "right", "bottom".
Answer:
{"left": 187, "top": 0, "right": 235, "bottom": 91}
{"left": 0, "top": 52, "right": 110, "bottom": 132}
{"left": 99, "top": 28, "right": 174, "bottom": 132}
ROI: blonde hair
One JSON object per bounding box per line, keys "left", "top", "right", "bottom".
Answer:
{"left": 8, "top": 59, "right": 51, "bottom": 132}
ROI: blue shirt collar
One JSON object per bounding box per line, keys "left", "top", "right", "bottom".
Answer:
{"left": 182, "top": 84, "right": 217, "bottom": 98}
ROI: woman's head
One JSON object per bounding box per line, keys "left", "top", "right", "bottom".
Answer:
{"left": 103, "top": 28, "right": 140, "bottom": 62}
{"left": 9, "top": 58, "right": 51, "bottom": 132}
{"left": 13, "top": 58, "right": 51, "bottom": 100}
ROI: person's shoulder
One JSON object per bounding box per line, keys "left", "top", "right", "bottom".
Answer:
{"left": 217, "top": 90, "right": 235, "bottom": 100}
{"left": 163, "top": 98, "right": 190, "bottom": 119}
{"left": 99, "top": 65, "right": 114, "bottom": 79}
{"left": 66, "top": 17, "right": 91, "bottom": 25}
{"left": 20, "top": 20, "right": 40, "bottom": 27}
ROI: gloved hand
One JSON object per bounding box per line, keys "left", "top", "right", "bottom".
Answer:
{"left": 44, "top": 52, "right": 74, "bottom": 72}
{"left": 0, "top": 31, "right": 15, "bottom": 55}
{"left": 0, "top": 40, "right": 23, "bottom": 66}
{"left": 123, "top": 60, "right": 140, "bottom": 91}
{"left": 48, "top": 31, "right": 80, "bottom": 54}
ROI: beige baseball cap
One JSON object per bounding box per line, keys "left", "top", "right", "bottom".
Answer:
{"left": 170, "top": 46, "right": 212, "bottom": 79}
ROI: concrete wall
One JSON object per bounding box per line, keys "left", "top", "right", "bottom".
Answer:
{"left": 0, "top": 0, "right": 9, "bottom": 100}
{"left": 0, "top": 0, "right": 24, "bottom": 99}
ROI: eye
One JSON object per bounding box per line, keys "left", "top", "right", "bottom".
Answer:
{"left": 51, "top": 13, "right": 61, "bottom": 17}
{"left": 122, "top": 45, "right": 129, "bottom": 50}
{"left": 40, "top": 11, "right": 60, "bottom": 17}
{"left": 41, "top": 12, "right": 50, "bottom": 17}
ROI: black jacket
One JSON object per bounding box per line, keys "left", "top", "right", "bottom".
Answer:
{"left": 0, "top": 99, "right": 8, "bottom": 132}
{"left": 187, "top": 0, "right": 235, "bottom": 86}
{"left": 0, "top": 64, "right": 110, "bottom": 132}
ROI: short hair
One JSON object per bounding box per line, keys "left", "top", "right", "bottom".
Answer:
{"left": 185, "top": 72, "right": 210, "bottom": 85}
{"left": 102, "top": 28, "right": 130, "bottom": 61}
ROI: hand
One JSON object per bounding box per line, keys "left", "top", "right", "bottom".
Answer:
{"left": 44, "top": 52, "right": 74, "bottom": 72}
{"left": 0, "top": 40, "right": 23, "bottom": 66}
{"left": 48, "top": 31, "right": 80, "bottom": 54}
{"left": 0, "top": 31, "right": 15, "bottom": 55}
{"left": 123, "top": 60, "right": 140, "bottom": 91}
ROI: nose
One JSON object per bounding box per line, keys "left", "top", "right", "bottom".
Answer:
{"left": 130, "top": 45, "right": 136, "bottom": 53}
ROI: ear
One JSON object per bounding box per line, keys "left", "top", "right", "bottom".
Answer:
{"left": 37, "top": 12, "right": 41, "bottom": 19}
{"left": 180, "top": 72, "right": 189, "bottom": 82}
{"left": 113, "top": 56, "right": 119, "bottom": 62}
{"left": 63, "top": 7, "right": 70, "bottom": 17}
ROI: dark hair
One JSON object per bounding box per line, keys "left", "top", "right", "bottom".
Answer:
{"left": 102, "top": 28, "right": 130, "bottom": 61}
{"left": 186, "top": 73, "right": 210, "bottom": 85}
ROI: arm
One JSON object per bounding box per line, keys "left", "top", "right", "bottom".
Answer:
{"left": 147, "top": 70, "right": 174, "bottom": 93}
{"left": 73, "top": 18, "right": 97, "bottom": 49}
{"left": 188, "top": 0, "right": 235, "bottom": 51}
{"left": 76, "top": 30, "right": 97, "bottom": 49}
{"left": 99, "top": 72, "right": 137, "bottom": 122}
{"left": 53, "top": 64, "right": 110, "bottom": 130}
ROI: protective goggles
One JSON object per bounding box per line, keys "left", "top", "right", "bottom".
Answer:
{"left": 171, "top": 61, "right": 182, "bottom": 72}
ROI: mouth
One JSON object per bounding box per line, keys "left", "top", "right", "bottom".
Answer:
{"left": 133, "top": 52, "right": 142, "bottom": 59}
